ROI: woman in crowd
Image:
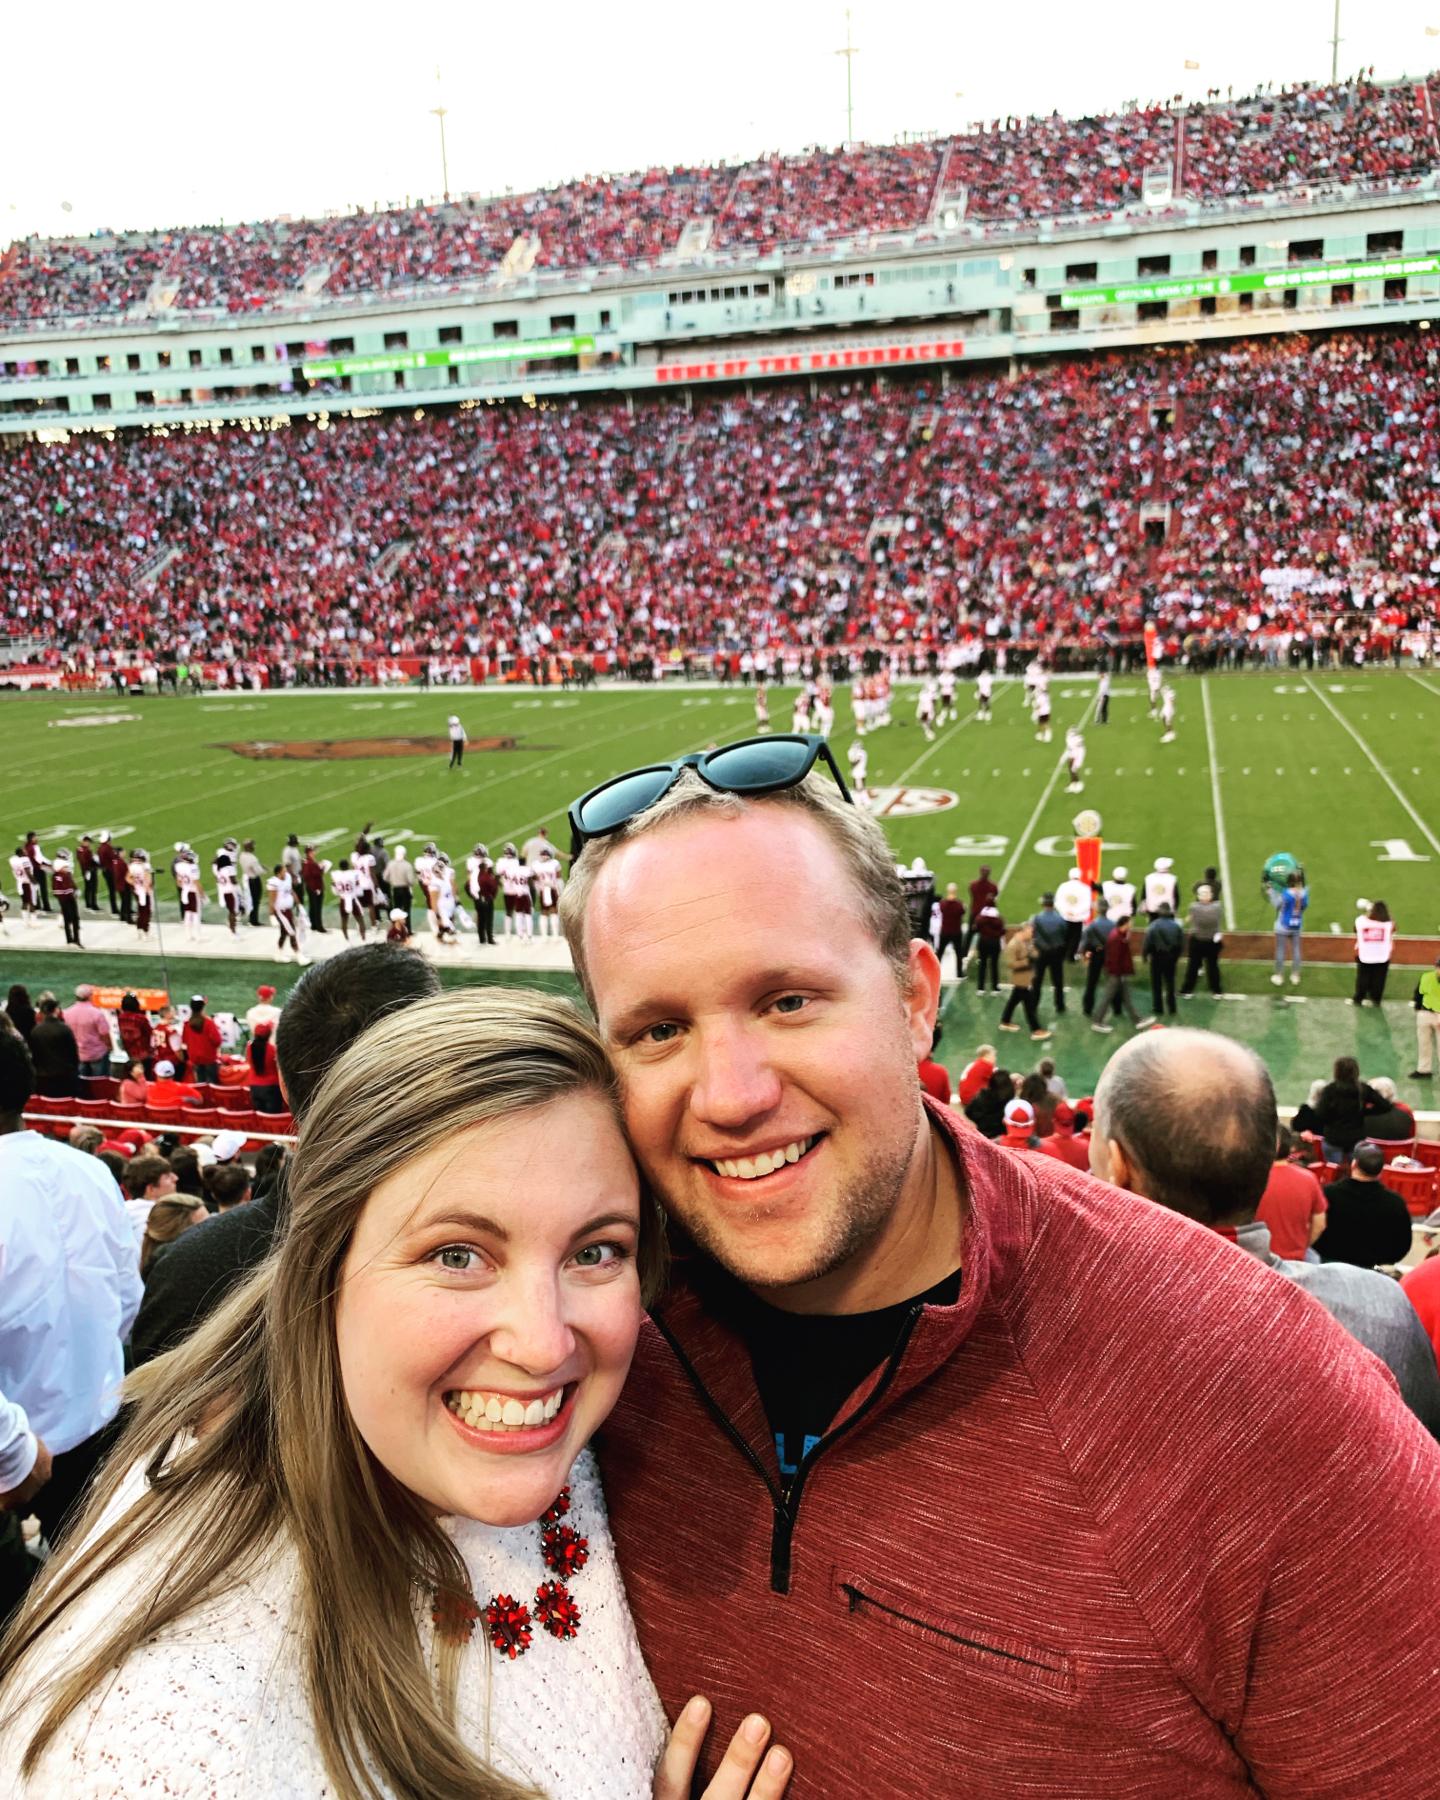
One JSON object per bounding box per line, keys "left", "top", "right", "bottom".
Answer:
{"left": 246, "top": 1020, "right": 285, "bottom": 1114}
{"left": 5, "top": 984, "right": 35, "bottom": 1041}
{"left": 118, "top": 993, "right": 154, "bottom": 1074}
{"left": 0, "top": 988, "right": 790, "bottom": 1800}
{"left": 140, "top": 1194, "right": 209, "bottom": 1279}
{"left": 964, "top": 1065, "right": 1015, "bottom": 1139}
{"left": 118, "top": 1059, "right": 150, "bottom": 1109}
{"left": 201, "top": 1161, "right": 253, "bottom": 1214}
{"left": 1298, "top": 1055, "right": 1380, "bottom": 1162}
{"left": 1353, "top": 900, "right": 1394, "bottom": 1007}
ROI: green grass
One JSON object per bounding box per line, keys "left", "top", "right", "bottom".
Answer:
{"left": 5, "top": 669, "right": 1440, "bottom": 1105}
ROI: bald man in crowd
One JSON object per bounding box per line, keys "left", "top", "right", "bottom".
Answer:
{"left": 1089, "top": 1028, "right": 1440, "bottom": 1437}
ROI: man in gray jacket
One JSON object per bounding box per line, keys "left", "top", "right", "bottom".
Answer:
{"left": 1142, "top": 902, "right": 1185, "bottom": 1018}
{"left": 1090, "top": 1029, "right": 1440, "bottom": 1439}
{"left": 1182, "top": 882, "right": 1224, "bottom": 996}
{"left": 1030, "top": 893, "right": 1070, "bottom": 1015}
{"left": 1079, "top": 898, "right": 1114, "bottom": 1018}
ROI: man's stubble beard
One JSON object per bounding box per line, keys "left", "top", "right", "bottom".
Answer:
{"left": 657, "top": 1119, "right": 919, "bottom": 1295}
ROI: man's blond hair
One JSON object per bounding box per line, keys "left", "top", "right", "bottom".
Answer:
{"left": 559, "top": 771, "right": 915, "bottom": 1004}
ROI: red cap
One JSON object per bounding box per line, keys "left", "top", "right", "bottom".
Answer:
{"left": 256, "top": 985, "right": 276, "bottom": 1000}
{"left": 1052, "top": 1101, "right": 1075, "bottom": 1129}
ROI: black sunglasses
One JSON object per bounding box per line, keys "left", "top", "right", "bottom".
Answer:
{"left": 568, "top": 733, "right": 853, "bottom": 859}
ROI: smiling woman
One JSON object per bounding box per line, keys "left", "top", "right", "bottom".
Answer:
{"left": 0, "top": 989, "right": 792, "bottom": 1800}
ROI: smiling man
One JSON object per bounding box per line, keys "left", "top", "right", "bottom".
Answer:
{"left": 561, "top": 736, "right": 1440, "bottom": 1800}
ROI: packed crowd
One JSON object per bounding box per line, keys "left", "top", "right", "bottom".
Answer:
{"left": 2, "top": 72, "right": 1435, "bottom": 325}
{"left": 3, "top": 750, "right": 1440, "bottom": 1796}
{"left": 2, "top": 326, "right": 1435, "bottom": 672}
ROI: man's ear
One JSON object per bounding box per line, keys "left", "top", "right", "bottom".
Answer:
{"left": 903, "top": 938, "right": 942, "bottom": 1061}
{"left": 1105, "top": 1135, "right": 1138, "bottom": 1193}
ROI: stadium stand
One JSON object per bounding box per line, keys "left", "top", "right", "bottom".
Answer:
{"left": 3, "top": 72, "right": 1436, "bottom": 326}
{"left": 1, "top": 325, "right": 1434, "bottom": 673}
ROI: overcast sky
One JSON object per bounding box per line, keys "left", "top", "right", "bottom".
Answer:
{"left": 6, "top": 0, "right": 1437, "bottom": 241}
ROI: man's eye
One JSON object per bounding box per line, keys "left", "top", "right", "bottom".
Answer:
{"left": 773, "top": 995, "right": 808, "bottom": 1015}
{"left": 641, "top": 1021, "right": 680, "bottom": 1044}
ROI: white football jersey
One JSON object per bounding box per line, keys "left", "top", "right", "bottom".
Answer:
{"left": 465, "top": 854, "right": 488, "bottom": 897}
{"left": 214, "top": 865, "right": 238, "bottom": 900}
{"left": 497, "top": 855, "right": 532, "bottom": 900}
{"left": 9, "top": 854, "right": 33, "bottom": 889}
{"left": 1144, "top": 872, "right": 1178, "bottom": 914}
{"left": 177, "top": 862, "right": 201, "bottom": 897}
{"left": 353, "top": 851, "right": 377, "bottom": 890}
{"left": 414, "top": 852, "right": 439, "bottom": 890}
{"left": 1147, "top": 667, "right": 1163, "bottom": 695}
{"left": 128, "top": 860, "right": 153, "bottom": 895}
{"left": 1102, "top": 880, "right": 1136, "bottom": 918}
{"left": 267, "top": 873, "right": 295, "bottom": 912}
{"left": 332, "top": 868, "right": 360, "bottom": 906}
{"left": 532, "top": 855, "right": 563, "bottom": 906}
{"left": 977, "top": 672, "right": 993, "bottom": 698}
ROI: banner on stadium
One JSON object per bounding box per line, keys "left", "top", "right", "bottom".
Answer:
{"left": 653, "top": 338, "right": 967, "bottom": 385}
{"left": 300, "top": 334, "right": 597, "bottom": 380}
{"left": 1060, "top": 252, "right": 1440, "bottom": 309}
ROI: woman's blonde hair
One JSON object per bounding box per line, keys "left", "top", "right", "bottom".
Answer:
{"left": 2, "top": 987, "right": 664, "bottom": 1800}
{"left": 138, "top": 1195, "right": 205, "bottom": 1275}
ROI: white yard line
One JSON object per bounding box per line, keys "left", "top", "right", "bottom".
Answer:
{"left": 1405, "top": 670, "right": 1440, "bottom": 701}
{"left": 884, "top": 697, "right": 986, "bottom": 790}
{"left": 1304, "top": 676, "right": 1440, "bottom": 856}
{"left": 995, "top": 691, "right": 1098, "bottom": 899}
{"left": 1200, "top": 678, "right": 1237, "bottom": 929}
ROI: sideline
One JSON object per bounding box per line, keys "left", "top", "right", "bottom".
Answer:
{"left": 1200, "top": 678, "right": 1237, "bottom": 929}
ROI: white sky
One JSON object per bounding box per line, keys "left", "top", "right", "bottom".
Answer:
{"left": 5, "top": 0, "right": 1437, "bottom": 241}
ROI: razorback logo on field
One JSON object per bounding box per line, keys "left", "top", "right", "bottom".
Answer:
{"left": 217, "top": 736, "right": 522, "bottom": 761}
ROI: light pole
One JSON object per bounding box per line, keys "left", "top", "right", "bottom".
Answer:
{"left": 431, "top": 103, "right": 450, "bottom": 201}
{"left": 835, "top": 9, "right": 859, "bottom": 143}
{"left": 1330, "top": 0, "right": 1341, "bottom": 83}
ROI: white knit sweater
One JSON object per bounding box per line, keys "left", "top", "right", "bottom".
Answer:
{"left": 0, "top": 1448, "right": 667, "bottom": 1798}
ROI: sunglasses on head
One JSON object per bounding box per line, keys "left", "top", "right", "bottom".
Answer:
{"left": 568, "top": 733, "right": 853, "bottom": 859}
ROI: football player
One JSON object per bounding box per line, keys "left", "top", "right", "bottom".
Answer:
{"left": 1064, "top": 726, "right": 1086, "bottom": 793}
{"left": 1159, "top": 685, "right": 1177, "bottom": 743}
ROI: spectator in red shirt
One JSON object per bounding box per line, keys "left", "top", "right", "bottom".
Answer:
{"left": 957, "top": 1044, "right": 995, "bottom": 1107}
{"left": 1401, "top": 1250, "right": 1440, "bottom": 1370}
{"left": 146, "top": 1060, "right": 201, "bottom": 1109}
{"left": 1037, "top": 1099, "right": 1091, "bottom": 1170}
{"left": 1092, "top": 917, "right": 1142, "bottom": 1031}
{"left": 963, "top": 866, "right": 998, "bottom": 960}
{"left": 917, "top": 1024, "right": 951, "bottom": 1105}
{"left": 180, "top": 996, "right": 222, "bottom": 1085}
{"left": 117, "top": 993, "right": 154, "bottom": 1074}
{"left": 999, "top": 1096, "right": 1041, "bottom": 1150}
{"left": 1256, "top": 1127, "right": 1328, "bottom": 1260}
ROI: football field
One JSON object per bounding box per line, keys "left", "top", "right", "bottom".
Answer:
{"left": 5, "top": 669, "right": 1440, "bottom": 1103}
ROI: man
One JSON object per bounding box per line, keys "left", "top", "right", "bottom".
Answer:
{"left": 1036, "top": 1099, "right": 1090, "bottom": 1171}
{"left": 1029, "top": 892, "right": 1068, "bottom": 1015}
{"left": 975, "top": 665, "right": 993, "bottom": 721}
{"left": 1091, "top": 913, "right": 1143, "bottom": 1032}
{"left": 521, "top": 825, "right": 564, "bottom": 871}
{"left": 496, "top": 842, "right": 534, "bottom": 941}
{"left": 8, "top": 844, "right": 37, "bottom": 927}
{"left": 1256, "top": 1129, "right": 1327, "bottom": 1261}
{"left": 1079, "top": 897, "right": 1114, "bottom": 1017}
{"left": 181, "top": 995, "right": 222, "bottom": 1085}
{"left": 1142, "top": 902, "right": 1183, "bottom": 1019}
{"left": 213, "top": 843, "right": 243, "bottom": 937}
{"left": 97, "top": 830, "right": 120, "bottom": 914}
{"left": 932, "top": 882, "right": 966, "bottom": 978}
{"left": 560, "top": 755, "right": 1440, "bottom": 1795}
{"left": 915, "top": 677, "right": 937, "bottom": 743}
{"left": 64, "top": 984, "right": 113, "bottom": 1078}
{"left": 0, "top": 1032, "right": 142, "bottom": 1618}
{"left": 267, "top": 863, "right": 302, "bottom": 963}
{"left": 131, "top": 945, "right": 441, "bottom": 1365}
{"left": 999, "top": 920, "right": 1052, "bottom": 1042}
{"left": 239, "top": 839, "right": 265, "bottom": 927}
{"left": 352, "top": 836, "right": 380, "bottom": 926}
{"left": 1316, "top": 1143, "right": 1416, "bottom": 1270}
{"left": 1102, "top": 863, "right": 1136, "bottom": 921}
{"left": 128, "top": 847, "right": 154, "bottom": 936}
{"left": 23, "top": 832, "right": 52, "bottom": 912}
{"left": 301, "top": 845, "right": 328, "bottom": 933}
{"left": 963, "top": 862, "right": 998, "bottom": 963}
{"left": 73, "top": 835, "right": 98, "bottom": 912}
{"left": 1063, "top": 725, "right": 1085, "bottom": 794}
{"left": 29, "top": 994, "right": 79, "bottom": 1097}
{"left": 447, "top": 712, "right": 467, "bottom": 768}
{"left": 917, "top": 1025, "right": 950, "bottom": 1106}
{"left": 384, "top": 842, "right": 416, "bottom": 931}
{"left": 998, "top": 1096, "right": 1041, "bottom": 1151}
{"left": 282, "top": 834, "right": 303, "bottom": 888}
{"left": 1270, "top": 870, "right": 1308, "bottom": 989}
{"left": 1096, "top": 667, "right": 1111, "bottom": 725}
{"left": 1089, "top": 1030, "right": 1440, "bottom": 1439}
{"left": 175, "top": 849, "right": 204, "bottom": 939}
{"left": 52, "top": 851, "right": 82, "bottom": 948}
{"left": 1053, "top": 866, "right": 1091, "bottom": 963}
{"left": 332, "top": 856, "right": 366, "bottom": 942}
{"left": 1181, "top": 883, "right": 1224, "bottom": 997}
{"left": 1142, "top": 857, "right": 1179, "bottom": 920}
{"left": 936, "top": 666, "right": 957, "bottom": 726}
{"left": 1412, "top": 952, "right": 1440, "bottom": 1081}
{"left": 1146, "top": 660, "right": 1163, "bottom": 717}
{"left": 1159, "top": 684, "right": 1177, "bottom": 743}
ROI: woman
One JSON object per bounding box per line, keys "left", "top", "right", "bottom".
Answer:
{"left": 1353, "top": 900, "right": 1394, "bottom": 1007}
{"left": 246, "top": 1021, "right": 285, "bottom": 1114}
{"left": 118, "top": 993, "right": 154, "bottom": 1073}
{"left": 140, "top": 1194, "right": 209, "bottom": 1278}
{"left": 118, "top": 1060, "right": 150, "bottom": 1109}
{"left": 0, "top": 989, "right": 789, "bottom": 1800}
{"left": 964, "top": 1066, "right": 1015, "bottom": 1140}
{"left": 1310, "top": 1056, "right": 1379, "bottom": 1162}
{"left": 5, "top": 984, "right": 35, "bottom": 1042}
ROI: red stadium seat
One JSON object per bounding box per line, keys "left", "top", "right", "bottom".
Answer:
{"left": 1378, "top": 1139, "right": 1416, "bottom": 1166}
{"left": 215, "top": 1090, "right": 251, "bottom": 1114}
{"left": 143, "top": 1104, "right": 183, "bottom": 1129}
{"left": 1414, "top": 1142, "right": 1440, "bottom": 1173}
{"left": 72, "top": 1098, "right": 108, "bottom": 1120}
{"left": 1388, "top": 1167, "right": 1438, "bottom": 1218}
{"left": 271, "top": 1111, "right": 296, "bottom": 1137}
{"left": 80, "top": 1074, "right": 120, "bottom": 1101}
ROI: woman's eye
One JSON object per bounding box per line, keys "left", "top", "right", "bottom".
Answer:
{"left": 572, "top": 1242, "right": 626, "bottom": 1269}
{"left": 433, "top": 1245, "right": 481, "bottom": 1273}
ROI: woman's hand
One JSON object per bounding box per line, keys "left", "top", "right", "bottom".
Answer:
{"left": 653, "top": 1696, "right": 792, "bottom": 1800}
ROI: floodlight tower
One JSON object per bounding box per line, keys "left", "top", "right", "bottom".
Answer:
{"left": 835, "top": 10, "right": 860, "bottom": 144}
{"left": 1330, "top": 0, "right": 1342, "bottom": 83}
{"left": 430, "top": 66, "right": 450, "bottom": 201}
